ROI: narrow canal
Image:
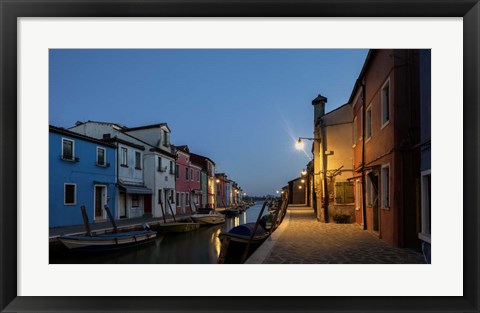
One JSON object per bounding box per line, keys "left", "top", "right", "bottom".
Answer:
{"left": 50, "top": 203, "right": 266, "bottom": 264}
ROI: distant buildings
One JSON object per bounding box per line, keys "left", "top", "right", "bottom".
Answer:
{"left": 50, "top": 121, "right": 245, "bottom": 229}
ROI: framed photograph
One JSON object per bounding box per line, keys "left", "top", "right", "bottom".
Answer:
{"left": 1, "top": 0, "right": 478, "bottom": 312}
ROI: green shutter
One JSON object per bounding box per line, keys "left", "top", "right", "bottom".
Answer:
{"left": 345, "top": 182, "right": 354, "bottom": 204}
{"left": 335, "top": 182, "right": 345, "bottom": 204}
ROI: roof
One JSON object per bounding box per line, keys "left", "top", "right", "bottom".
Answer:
{"left": 347, "top": 49, "right": 374, "bottom": 104}
{"left": 175, "top": 145, "right": 190, "bottom": 153}
{"left": 287, "top": 177, "right": 304, "bottom": 184}
{"left": 125, "top": 123, "right": 171, "bottom": 133}
{"left": 74, "top": 120, "right": 127, "bottom": 130}
{"left": 102, "top": 137, "right": 145, "bottom": 151}
{"left": 189, "top": 152, "right": 216, "bottom": 167}
{"left": 49, "top": 125, "right": 117, "bottom": 148}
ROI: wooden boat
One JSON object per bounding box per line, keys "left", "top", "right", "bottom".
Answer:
{"left": 190, "top": 204, "right": 225, "bottom": 225}
{"left": 58, "top": 230, "right": 157, "bottom": 252}
{"left": 218, "top": 195, "right": 290, "bottom": 264}
{"left": 58, "top": 205, "right": 156, "bottom": 252}
{"left": 153, "top": 222, "right": 200, "bottom": 233}
{"left": 217, "top": 223, "right": 269, "bottom": 264}
{"left": 223, "top": 206, "right": 241, "bottom": 215}
{"left": 153, "top": 201, "right": 201, "bottom": 233}
{"left": 190, "top": 213, "right": 225, "bottom": 225}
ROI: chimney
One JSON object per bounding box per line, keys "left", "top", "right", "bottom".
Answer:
{"left": 312, "top": 94, "right": 328, "bottom": 123}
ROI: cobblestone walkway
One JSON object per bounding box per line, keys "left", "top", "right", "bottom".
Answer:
{"left": 264, "top": 207, "right": 426, "bottom": 264}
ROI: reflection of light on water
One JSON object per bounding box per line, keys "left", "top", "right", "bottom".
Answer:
{"left": 243, "top": 213, "right": 246, "bottom": 224}
{"left": 234, "top": 216, "right": 240, "bottom": 227}
{"left": 212, "top": 228, "right": 222, "bottom": 257}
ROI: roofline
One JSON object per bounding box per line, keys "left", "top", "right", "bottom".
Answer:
{"left": 323, "top": 102, "right": 350, "bottom": 117}
{"left": 73, "top": 120, "right": 127, "bottom": 129}
{"left": 287, "top": 177, "right": 304, "bottom": 183}
{"left": 102, "top": 137, "right": 145, "bottom": 151}
{"left": 125, "top": 123, "right": 171, "bottom": 133}
{"left": 347, "top": 49, "right": 374, "bottom": 104}
{"left": 50, "top": 125, "right": 117, "bottom": 148}
{"left": 189, "top": 152, "right": 216, "bottom": 166}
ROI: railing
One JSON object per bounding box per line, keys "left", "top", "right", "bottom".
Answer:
{"left": 240, "top": 198, "right": 271, "bottom": 263}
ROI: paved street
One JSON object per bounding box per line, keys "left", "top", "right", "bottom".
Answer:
{"left": 263, "top": 207, "right": 426, "bottom": 264}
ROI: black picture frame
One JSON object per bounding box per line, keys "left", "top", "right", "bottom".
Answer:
{"left": 1, "top": 1, "right": 478, "bottom": 312}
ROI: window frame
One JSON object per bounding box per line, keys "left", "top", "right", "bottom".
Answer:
{"left": 121, "top": 147, "right": 128, "bottom": 167}
{"left": 61, "top": 138, "right": 75, "bottom": 161}
{"left": 64, "top": 183, "right": 76, "bottom": 205}
{"left": 352, "top": 116, "right": 357, "bottom": 148}
{"left": 131, "top": 194, "right": 140, "bottom": 208}
{"left": 96, "top": 146, "right": 106, "bottom": 166}
{"left": 380, "top": 78, "right": 391, "bottom": 129}
{"left": 381, "top": 163, "right": 391, "bottom": 209}
{"left": 366, "top": 104, "right": 372, "bottom": 142}
{"left": 175, "top": 164, "right": 179, "bottom": 178}
{"left": 176, "top": 192, "right": 180, "bottom": 206}
{"left": 135, "top": 151, "right": 142, "bottom": 170}
{"left": 185, "top": 167, "right": 189, "bottom": 180}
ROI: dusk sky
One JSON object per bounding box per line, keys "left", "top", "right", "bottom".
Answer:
{"left": 49, "top": 49, "right": 368, "bottom": 196}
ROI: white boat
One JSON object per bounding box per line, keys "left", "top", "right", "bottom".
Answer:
{"left": 190, "top": 212, "right": 225, "bottom": 225}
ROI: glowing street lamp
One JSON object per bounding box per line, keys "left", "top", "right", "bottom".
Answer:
{"left": 295, "top": 137, "right": 320, "bottom": 150}
{"left": 301, "top": 169, "right": 307, "bottom": 176}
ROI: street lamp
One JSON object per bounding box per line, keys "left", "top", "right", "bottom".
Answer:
{"left": 295, "top": 137, "right": 320, "bottom": 150}
{"left": 301, "top": 169, "right": 307, "bottom": 176}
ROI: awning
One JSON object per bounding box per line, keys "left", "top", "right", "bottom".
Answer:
{"left": 119, "top": 183, "right": 152, "bottom": 195}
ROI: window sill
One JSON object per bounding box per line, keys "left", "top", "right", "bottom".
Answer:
{"left": 381, "top": 206, "right": 390, "bottom": 210}
{"left": 120, "top": 164, "right": 128, "bottom": 168}
{"left": 96, "top": 163, "right": 110, "bottom": 168}
{"left": 61, "top": 156, "right": 79, "bottom": 162}
{"left": 135, "top": 167, "right": 142, "bottom": 170}
{"left": 64, "top": 203, "right": 76, "bottom": 206}
{"left": 380, "top": 120, "right": 390, "bottom": 130}
{"left": 365, "top": 137, "right": 372, "bottom": 144}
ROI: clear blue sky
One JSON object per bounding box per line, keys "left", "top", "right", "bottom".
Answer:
{"left": 50, "top": 49, "right": 368, "bottom": 196}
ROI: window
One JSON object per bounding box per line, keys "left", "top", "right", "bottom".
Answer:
{"left": 170, "top": 161, "right": 174, "bottom": 174}
{"left": 157, "top": 157, "right": 162, "bottom": 171}
{"left": 158, "top": 189, "right": 162, "bottom": 204}
{"left": 355, "top": 180, "right": 361, "bottom": 210}
{"left": 135, "top": 151, "right": 141, "bottom": 169}
{"left": 186, "top": 193, "right": 190, "bottom": 206}
{"left": 176, "top": 192, "right": 180, "bottom": 206}
{"left": 62, "top": 138, "right": 74, "bottom": 160}
{"left": 132, "top": 194, "right": 139, "bottom": 207}
{"left": 175, "top": 164, "right": 179, "bottom": 178}
{"left": 64, "top": 184, "right": 76, "bottom": 205}
{"left": 335, "top": 181, "right": 354, "bottom": 204}
{"left": 366, "top": 106, "right": 372, "bottom": 139}
{"left": 170, "top": 190, "right": 175, "bottom": 203}
{"left": 353, "top": 116, "right": 357, "bottom": 146}
{"left": 190, "top": 169, "right": 194, "bottom": 181}
{"left": 381, "top": 80, "right": 390, "bottom": 126}
{"left": 381, "top": 164, "right": 390, "bottom": 209}
{"left": 97, "top": 147, "right": 106, "bottom": 166}
{"left": 366, "top": 177, "right": 373, "bottom": 206}
{"left": 163, "top": 130, "right": 169, "bottom": 147}
{"left": 185, "top": 167, "right": 189, "bottom": 180}
{"left": 197, "top": 171, "right": 200, "bottom": 182}
{"left": 121, "top": 147, "right": 128, "bottom": 166}
{"left": 420, "top": 170, "right": 431, "bottom": 243}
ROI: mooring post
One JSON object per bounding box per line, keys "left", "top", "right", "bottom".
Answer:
{"left": 80, "top": 205, "right": 92, "bottom": 236}
{"left": 104, "top": 205, "right": 118, "bottom": 233}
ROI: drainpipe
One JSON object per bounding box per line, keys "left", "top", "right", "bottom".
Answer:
{"left": 360, "top": 79, "right": 368, "bottom": 230}
{"left": 320, "top": 119, "right": 329, "bottom": 223}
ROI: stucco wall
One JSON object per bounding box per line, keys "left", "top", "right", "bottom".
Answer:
{"left": 49, "top": 131, "right": 116, "bottom": 228}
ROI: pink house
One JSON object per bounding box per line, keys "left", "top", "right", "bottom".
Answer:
{"left": 174, "top": 145, "right": 201, "bottom": 214}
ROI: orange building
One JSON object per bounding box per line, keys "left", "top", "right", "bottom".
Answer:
{"left": 350, "top": 49, "right": 423, "bottom": 248}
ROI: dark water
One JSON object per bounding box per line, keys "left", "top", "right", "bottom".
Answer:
{"left": 50, "top": 203, "right": 266, "bottom": 264}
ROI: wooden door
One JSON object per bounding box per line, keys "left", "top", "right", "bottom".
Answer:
{"left": 144, "top": 194, "right": 152, "bottom": 214}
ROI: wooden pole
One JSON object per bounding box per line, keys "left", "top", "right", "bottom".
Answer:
{"left": 104, "top": 205, "right": 118, "bottom": 233}
{"left": 80, "top": 205, "right": 92, "bottom": 237}
{"left": 167, "top": 200, "right": 177, "bottom": 222}
{"left": 159, "top": 200, "right": 167, "bottom": 223}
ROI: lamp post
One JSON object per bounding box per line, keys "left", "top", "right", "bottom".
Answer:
{"left": 295, "top": 136, "right": 328, "bottom": 222}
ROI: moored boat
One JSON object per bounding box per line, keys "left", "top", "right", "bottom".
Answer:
{"left": 58, "top": 230, "right": 157, "bottom": 252}
{"left": 153, "top": 222, "right": 200, "bottom": 233}
{"left": 190, "top": 212, "right": 225, "bottom": 225}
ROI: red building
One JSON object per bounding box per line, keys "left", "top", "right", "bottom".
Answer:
{"left": 350, "top": 49, "right": 422, "bottom": 248}
{"left": 174, "top": 145, "right": 201, "bottom": 214}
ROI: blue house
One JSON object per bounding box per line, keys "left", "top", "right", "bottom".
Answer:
{"left": 49, "top": 125, "right": 117, "bottom": 228}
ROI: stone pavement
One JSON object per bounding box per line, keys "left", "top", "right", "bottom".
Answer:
{"left": 262, "top": 207, "right": 426, "bottom": 264}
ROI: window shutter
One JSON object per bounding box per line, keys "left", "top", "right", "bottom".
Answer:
{"left": 335, "top": 182, "right": 345, "bottom": 204}
{"left": 345, "top": 182, "right": 355, "bottom": 203}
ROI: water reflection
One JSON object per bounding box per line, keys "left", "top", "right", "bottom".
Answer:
{"left": 50, "top": 203, "right": 266, "bottom": 264}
